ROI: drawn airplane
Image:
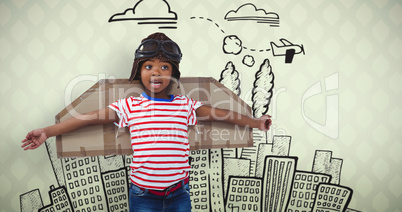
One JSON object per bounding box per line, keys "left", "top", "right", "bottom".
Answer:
{"left": 270, "top": 38, "right": 305, "bottom": 63}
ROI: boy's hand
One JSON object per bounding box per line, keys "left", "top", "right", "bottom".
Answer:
{"left": 258, "top": 115, "right": 272, "bottom": 131}
{"left": 21, "top": 128, "right": 48, "bottom": 150}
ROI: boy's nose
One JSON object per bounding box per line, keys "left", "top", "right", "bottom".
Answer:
{"left": 152, "top": 68, "right": 161, "bottom": 76}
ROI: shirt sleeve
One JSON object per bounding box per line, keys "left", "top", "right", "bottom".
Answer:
{"left": 108, "top": 98, "right": 129, "bottom": 128}
{"left": 187, "top": 97, "right": 203, "bottom": 126}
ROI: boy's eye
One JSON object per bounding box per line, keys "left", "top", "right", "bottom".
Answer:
{"left": 162, "top": 65, "right": 169, "bottom": 70}
{"left": 145, "top": 65, "right": 152, "bottom": 69}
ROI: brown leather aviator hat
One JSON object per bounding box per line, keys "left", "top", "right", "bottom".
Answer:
{"left": 129, "top": 32, "right": 182, "bottom": 82}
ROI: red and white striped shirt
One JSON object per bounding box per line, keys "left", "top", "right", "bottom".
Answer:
{"left": 109, "top": 92, "right": 203, "bottom": 190}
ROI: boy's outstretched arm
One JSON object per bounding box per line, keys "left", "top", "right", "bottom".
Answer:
{"left": 195, "top": 105, "right": 272, "bottom": 131}
{"left": 21, "top": 108, "right": 118, "bottom": 151}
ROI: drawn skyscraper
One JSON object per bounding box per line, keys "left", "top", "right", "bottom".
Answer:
{"left": 39, "top": 185, "right": 72, "bottom": 212}
{"left": 241, "top": 129, "right": 269, "bottom": 177}
{"left": 20, "top": 189, "right": 43, "bottom": 212}
{"left": 223, "top": 157, "right": 251, "bottom": 198}
{"left": 62, "top": 157, "right": 107, "bottom": 211}
{"left": 210, "top": 149, "right": 225, "bottom": 212}
{"left": 312, "top": 151, "right": 343, "bottom": 184}
{"left": 312, "top": 183, "right": 353, "bottom": 212}
{"left": 255, "top": 135, "right": 291, "bottom": 178}
{"left": 102, "top": 168, "right": 129, "bottom": 211}
{"left": 226, "top": 176, "right": 262, "bottom": 212}
{"left": 189, "top": 149, "right": 210, "bottom": 211}
{"left": 262, "top": 156, "right": 297, "bottom": 212}
{"left": 45, "top": 139, "right": 65, "bottom": 186}
{"left": 287, "top": 171, "right": 331, "bottom": 212}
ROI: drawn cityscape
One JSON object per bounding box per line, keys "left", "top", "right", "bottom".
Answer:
{"left": 18, "top": 1, "right": 351, "bottom": 211}
{"left": 20, "top": 129, "right": 359, "bottom": 212}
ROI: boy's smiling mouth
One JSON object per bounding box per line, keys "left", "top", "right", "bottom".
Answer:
{"left": 150, "top": 79, "right": 162, "bottom": 89}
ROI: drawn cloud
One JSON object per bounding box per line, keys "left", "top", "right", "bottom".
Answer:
{"left": 109, "top": 0, "right": 177, "bottom": 22}
{"left": 225, "top": 3, "right": 279, "bottom": 26}
{"left": 223, "top": 35, "right": 242, "bottom": 55}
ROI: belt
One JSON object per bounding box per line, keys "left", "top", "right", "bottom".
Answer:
{"left": 140, "top": 177, "right": 189, "bottom": 196}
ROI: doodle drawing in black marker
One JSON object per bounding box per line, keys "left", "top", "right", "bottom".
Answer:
{"left": 270, "top": 38, "right": 305, "bottom": 63}
{"left": 242, "top": 55, "right": 255, "bottom": 67}
{"left": 109, "top": 0, "right": 178, "bottom": 29}
{"left": 252, "top": 58, "right": 275, "bottom": 118}
{"left": 223, "top": 35, "right": 242, "bottom": 55}
{"left": 219, "top": 61, "right": 241, "bottom": 96}
{"left": 224, "top": 3, "right": 280, "bottom": 27}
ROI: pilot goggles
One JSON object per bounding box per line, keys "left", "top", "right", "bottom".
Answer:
{"left": 135, "top": 39, "right": 182, "bottom": 62}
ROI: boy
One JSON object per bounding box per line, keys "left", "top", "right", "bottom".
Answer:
{"left": 22, "top": 32, "right": 272, "bottom": 212}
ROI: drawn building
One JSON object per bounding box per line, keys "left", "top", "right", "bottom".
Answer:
{"left": 262, "top": 156, "right": 297, "bottom": 212}
{"left": 101, "top": 168, "right": 129, "bottom": 211}
{"left": 20, "top": 189, "right": 43, "bottom": 212}
{"left": 39, "top": 185, "right": 72, "bottom": 212}
{"left": 255, "top": 135, "right": 291, "bottom": 178}
{"left": 225, "top": 176, "right": 262, "bottom": 212}
{"left": 312, "top": 150, "right": 343, "bottom": 184}
{"left": 210, "top": 149, "right": 225, "bottom": 212}
{"left": 222, "top": 148, "right": 237, "bottom": 158}
{"left": 189, "top": 149, "right": 210, "bottom": 211}
{"left": 287, "top": 171, "right": 331, "bottom": 212}
{"left": 63, "top": 157, "right": 107, "bottom": 211}
{"left": 312, "top": 183, "right": 353, "bottom": 212}
{"left": 223, "top": 157, "right": 251, "bottom": 198}
{"left": 124, "top": 155, "right": 133, "bottom": 184}
{"left": 45, "top": 140, "right": 65, "bottom": 187}
{"left": 240, "top": 129, "right": 268, "bottom": 177}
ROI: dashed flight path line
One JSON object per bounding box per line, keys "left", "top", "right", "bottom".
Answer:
{"left": 190, "top": 16, "right": 270, "bottom": 52}
{"left": 190, "top": 16, "right": 226, "bottom": 34}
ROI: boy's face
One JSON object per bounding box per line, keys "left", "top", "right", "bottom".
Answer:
{"left": 140, "top": 58, "right": 173, "bottom": 99}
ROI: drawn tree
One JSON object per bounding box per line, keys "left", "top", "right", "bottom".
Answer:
{"left": 252, "top": 58, "right": 274, "bottom": 118}
{"left": 219, "top": 61, "right": 241, "bottom": 96}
